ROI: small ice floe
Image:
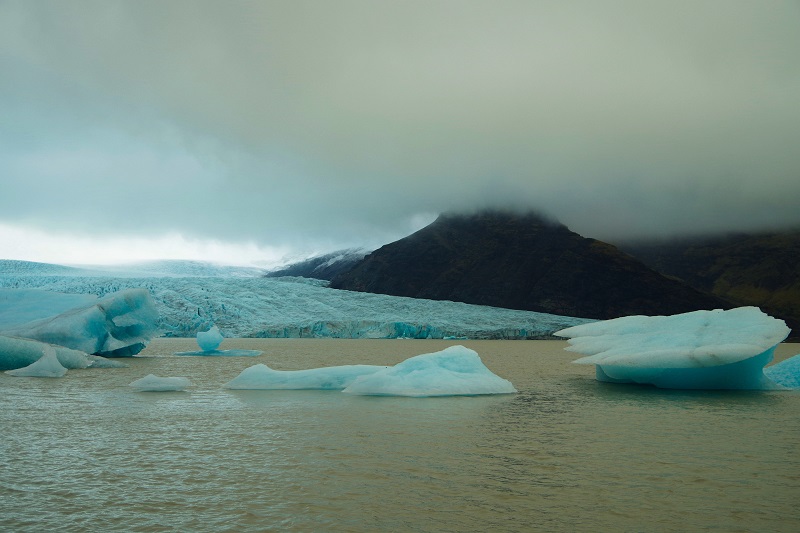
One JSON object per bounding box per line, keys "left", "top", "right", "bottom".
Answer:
{"left": 129, "top": 374, "right": 192, "bottom": 392}
{"left": 175, "top": 325, "right": 261, "bottom": 357}
{"left": 555, "top": 306, "right": 790, "bottom": 390}
{"left": 225, "top": 345, "right": 516, "bottom": 397}
{"left": 5, "top": 346, "right": 68, "bottom": 378}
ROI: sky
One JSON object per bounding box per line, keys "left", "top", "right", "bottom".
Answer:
{"left": 1, "top": 1, "right": 799, "bottom": 266}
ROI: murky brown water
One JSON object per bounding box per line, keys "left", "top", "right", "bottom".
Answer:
{"left": 2, "top": 339, "right": 798, "bottom": 532}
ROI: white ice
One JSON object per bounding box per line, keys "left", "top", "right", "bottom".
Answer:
{"left": 764, "top": 354, "right": 800, "bottom": 389}
{"left": 225, "top": 345, "right": 516, "bottom": 397}
{"left": 5, "top": 346, "right": 67, "bottom": 378}
{"left": 342, "top": 345, "right": 517, "bottom": 396}
{"left": 129, "top": 374, "right": 192, "bottom": 392}
{"left": 555, "top": 307, "right": 790, "bottom": 390}
{"left": 1, "top": 288, "right": 160, "bottom": 356}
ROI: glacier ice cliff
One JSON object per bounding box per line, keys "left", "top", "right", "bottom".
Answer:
{"left": 555, "top": 307, "right": 790, "bottom": 390}
{"left": 0, "top": 288, "right": 160, "bottom": 357}
{"left": 0, "top": 274, "right": 590, "bottom": 339}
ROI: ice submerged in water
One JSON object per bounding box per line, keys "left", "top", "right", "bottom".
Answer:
{"left": 225, "top": 345, "right": 517, "bottom": 397}
{"left": 175, "top": 325, "right": 261, "bottom": 357}
{"left": 129, "top": 374, "right": 192, "bottom": 392}
{"left": 764, "top": 354, "right": 800, "bottom": 389}
{"left": 555, "top": 307, "right": 791, "bottom": 390}
{"left": 5, "top": 346, "right": 67, "bottom": 378}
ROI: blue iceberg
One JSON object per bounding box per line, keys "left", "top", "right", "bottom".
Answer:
{"left": 555, "top": 307, "right": 790, "bottom": 390}
{"left": 5, "top": 346, "right": 67, "bottom": 378}
{"left": 0, "top": 334, "right": 92, "bottom": 371}
{"left": 764, "top": 354, "right": 800, "bottom": 389}
{"left": 1, "top": 288, "right": 160, "bottom": 357}
{"left": 224, "top": 364, "right": 385, "bottom": 390}
{"left": 342, "top": 345, "right": 517, "bottom": 396}
{"left": 225, "top": 345, "right": 516, "bottom": 397}
{"left": 175, "top": 324, "right": 262, "bottom": 357}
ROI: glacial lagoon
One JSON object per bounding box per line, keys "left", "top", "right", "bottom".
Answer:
{"left": 2, "top": 339, "right": 798, "bottom": 532}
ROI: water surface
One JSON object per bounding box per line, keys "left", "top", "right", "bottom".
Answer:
{"left": 2, "top": 339, "right": 798, "bottom": 532}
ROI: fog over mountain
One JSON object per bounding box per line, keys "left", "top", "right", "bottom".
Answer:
{"left": 1, "top": 1, "right": 799, "bottom": 264}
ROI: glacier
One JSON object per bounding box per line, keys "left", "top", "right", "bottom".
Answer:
{"left": 0, "top": 262, "right": 590, "bottom": 339}
{"left": 129, "top": 374, "right": 192, "bottom": 392}
{"left": 225, "top": 345, "right": 516, "bottom": 397}
{"left": 5, "top": 346, "right": 68, "bottom": 378}
{"left": 555, "top": 307, "right": 791, "bottom": 390}
{"left": 0, "top": 288, "right": 160, "bottom": 357}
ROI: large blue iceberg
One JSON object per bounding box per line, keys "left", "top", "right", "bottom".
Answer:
{"left": 0, "top": 288, "right": 159, "bottom": 357}
{"left": 0, "top": 334, "right": 92, "bottom": 371}
{"left": 225, "top": 345, "right": 516, "bottom": 397}
{"left": 555, "top": 307, "right": 790, "bottom": 390}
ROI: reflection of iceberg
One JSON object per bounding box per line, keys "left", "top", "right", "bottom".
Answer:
{"left": 225, "top": 364, "right": 385, "bottom": 390}
{"left": 175, "top": 324, "right": 261, "bottom": 357}
{"left": 5, "top": 346, "right": 67, "bottom": 377}
{"left": 1, "top": 288, "right": 159, "bottom": 357}
{"left": 129, "top": 374, "right": 192, "bottom": 392}
{"left": 225, "top": 345, "right": 516, "bottom": 397}
{"left": 764, "top": 354, "right": 800, "bottom": 389}
{"left": 555, "top": 307, "right": 790, "bottom": 390}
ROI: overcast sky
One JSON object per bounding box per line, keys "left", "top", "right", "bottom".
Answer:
{"left": 1, "top": 1, "right": 799, "bottom": 265}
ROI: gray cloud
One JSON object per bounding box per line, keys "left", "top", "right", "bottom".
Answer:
{"left": 1, "top": 0, "right": 799, "bottom": 255}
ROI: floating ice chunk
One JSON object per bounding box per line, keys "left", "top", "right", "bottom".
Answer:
{"left": 764, "top": 354, "right": 800, "bottom": 389}
{"left": 342, "top": 345, "right": 517, "bottom": 397}
{"left": 0, "top": 335, "right": 90, "bottom": 371}
{"left": 555, "top": 307, "right": 790, "bottom": 389}
{"left": 2, "top": 288, "right": 160, "bottom": 357}
{"left": 129, "top": 374, "right": 192, "bottom": 392}
{"left": 174, "top": 324, "right": 262, "bottom": 356}
{"left": 87, "top": 355, "right": 129, "bottom": 368}
{"left": 6, "top": 346, "right": 67, "bottom": 377}
{"left": 197, "top": 325, "right": 224, "bottom": 351}
{"left": 224, "top": 364, "right": 385, "bottom": 390}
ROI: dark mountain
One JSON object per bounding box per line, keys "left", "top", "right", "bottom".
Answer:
{"left": 620, "top": 231, "right": 800, "bottom": 337}
{"left": 265, "top": 249, "right": 370, "bottom": 281}
{"left": 330, "top": 210, "right": 728, "bottom": 320}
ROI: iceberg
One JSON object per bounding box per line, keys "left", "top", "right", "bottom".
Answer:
{"left": 342, "top": 345, "right": 517, "bottom": 396}
{"left": 5, "top": 346, "right": 68, "bottom": 377}
{"left": 224, "top": 364, "right": 386, "bottom": 390}
{"left": 555, "top": 307, "right": 790, "bottom": 390}
{"left": 764, "top": 354, "right": 800, "bottom": 389}
{"left": 175, "top": 324, "right": 262, "bottom": 357}
{"left": 1, "top": 288, "right": 160, "bottom": 357}
{"left": 0, "top": 334, "right": 91, "bottom": 370}
{"left": 225, "top": 345, "right": 516, "bottom": 397}
{"left": 197, "top": 325, "right": 224, "bottom": 351}
{"left": 129, "top": 374, "right": 192, "bottom": 392}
